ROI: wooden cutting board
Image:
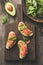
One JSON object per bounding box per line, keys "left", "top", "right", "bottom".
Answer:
{"left": 5, "top": 4, "right": 36, "bottom": 61}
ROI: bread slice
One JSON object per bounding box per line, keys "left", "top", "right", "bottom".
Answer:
{"left": 18, "top": 22, "right": 33, "bottom": 37}
{"left": 6, "top": 31, "right": 17, "bottom": 49}
{"left": 18, "top": 40, "right": 28, "bottom": 59}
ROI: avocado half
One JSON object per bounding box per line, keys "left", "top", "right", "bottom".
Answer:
{"left": 5, "top": 2, "right": 16, "bottom": 16}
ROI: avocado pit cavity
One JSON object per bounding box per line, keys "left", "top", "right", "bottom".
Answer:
{"left": 7, "top": 5, "right": 13, "bottom": 11}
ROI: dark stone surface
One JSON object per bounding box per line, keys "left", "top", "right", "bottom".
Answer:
{"left": 0, "top": 0, "right": 43, "bottom": 65}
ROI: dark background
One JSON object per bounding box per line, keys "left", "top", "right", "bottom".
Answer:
{"left": 0, "top": 0, "right": 43, "bottom": 65}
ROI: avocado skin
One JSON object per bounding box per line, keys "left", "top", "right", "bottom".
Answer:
{"left": 5, "top": 2, "right": 16, "bottom": 16}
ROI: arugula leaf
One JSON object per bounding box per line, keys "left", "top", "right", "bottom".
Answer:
{"left": 26, "top": 0, "right": 43, "bottom": 17}
{"left": 26, "top": 0, "right": 37, "bottom": 17}
{"left": 23, "top": 36, "right": 29, "bottom": 41}
{"left": 29, "top": 6, "right": 35, "bottom": 11}
{"left": 38, "top": 0, "right": 43, "bottom": 5}
{"left": 37, "top": 7, "right": 43, "bottom": 14}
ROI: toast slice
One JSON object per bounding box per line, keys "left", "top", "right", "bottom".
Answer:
{"left": 18, "top": 22, "right": 33, "bottom": 37}
{"left": 6, "top": 31, "right": 17, "bottom": 49}
{"left": 18, "top": 40, "right": 28, "bottom": 59}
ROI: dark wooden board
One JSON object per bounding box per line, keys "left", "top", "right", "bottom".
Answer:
{"left": 5, "top": 4, "right": 36, "bottom": 61}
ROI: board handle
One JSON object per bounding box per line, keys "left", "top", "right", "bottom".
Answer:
{"left": 17, "top": 4, "right": 23, "bottom": 22}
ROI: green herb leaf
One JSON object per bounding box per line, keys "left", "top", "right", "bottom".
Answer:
{"left": 2, "top": 16, "right": 7, "bottom": 24}
{"left": 37, "top": 7, "right": 43, "bottom": 14}
{"left": 23, "top": 36, "right": 29, "bottom": 41}
{"left": 26, "top": 0, "right": 43, "bottom": 17}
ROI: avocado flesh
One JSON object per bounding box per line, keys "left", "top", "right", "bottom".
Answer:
{"left": 18, "top": 40, "right": 27, "bottom": 59}
{"left": 5, "top": 2, "right": 16, "bottom": 16}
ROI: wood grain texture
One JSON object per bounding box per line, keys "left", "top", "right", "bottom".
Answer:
{"left": 5, "top": 4, "right": 36, "bottom": 61}
{"left": 0, "top": 0, "right": 43, "bottom": 65}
